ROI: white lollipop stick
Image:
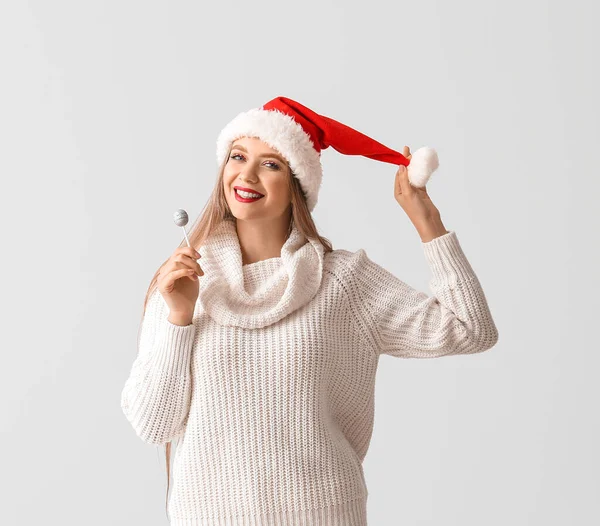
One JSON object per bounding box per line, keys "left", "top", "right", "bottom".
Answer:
{"left": 181, "top": 227, "right": 191, "bottom": 247}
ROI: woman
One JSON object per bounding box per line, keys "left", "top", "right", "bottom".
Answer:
{"left": 121, "top": 96, "right": 499, "bottom": 526}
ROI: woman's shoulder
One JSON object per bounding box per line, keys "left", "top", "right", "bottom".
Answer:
{"left": 323, "top": 246, "right": 376, "bottom": 279}
{"left": 323, "top": 246, "right": 408, "bottom": 298}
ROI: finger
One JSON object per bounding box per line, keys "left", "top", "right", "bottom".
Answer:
{"left": 176, "top": 246, "right": 201, "bottom": 259}
{"left": 402, "top": 164, "right": 414, "bottom": 194}
{"left": 173, "top": 253, "right": 203, "bottom": 275}
{"left": 179, "top": 254, "right": 204, "bottom": 275}
{"left": 395, "top": 168, "right": 402, "bottom": 196}
{"left": 395, "top": 164, "right": 412, "bottom": 196}
{"left": 161, "top": 268, "right": 198, "bottom": 292}
{"left": 184, "top": 247, "right": 203, "bottom": 274}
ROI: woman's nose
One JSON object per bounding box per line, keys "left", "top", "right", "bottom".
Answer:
{"left": 239, "top": 169, "right": 258, "bottom": 182}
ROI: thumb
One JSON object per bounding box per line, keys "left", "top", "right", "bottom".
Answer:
{"left": 395, "top": 164, "right": 411, "bottom": 196}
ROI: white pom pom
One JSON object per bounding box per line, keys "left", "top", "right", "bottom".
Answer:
{"left": 406, "top": 147, "right": 439, "bottom": 187}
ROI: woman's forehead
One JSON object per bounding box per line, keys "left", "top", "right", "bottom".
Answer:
{"left": 232, "top": 136, "right": 277, "bottom": 152}
{"left": 231, "top": 137, "right": 288, "bottom": 163}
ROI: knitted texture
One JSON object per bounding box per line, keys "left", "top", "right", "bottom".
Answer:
{"left": 121, "top": 226, "right": 499, "bottom": 525}
{"left": 196, "top": 220, "right": 325, "bottom": 328}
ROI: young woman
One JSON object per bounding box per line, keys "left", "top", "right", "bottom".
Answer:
{"left": 121, "top": 96, "right": 499, "bottom": 526}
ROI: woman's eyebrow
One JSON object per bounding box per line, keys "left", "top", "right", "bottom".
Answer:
{"left": 231, "top": 144, "right": 287, "bottom": 165}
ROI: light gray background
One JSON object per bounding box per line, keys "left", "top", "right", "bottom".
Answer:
{"left": 1, "top": 1, "right": 598, "bottom": 524}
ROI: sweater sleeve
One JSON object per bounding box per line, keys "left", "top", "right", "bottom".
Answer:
{"left": 348, "top": 230, "right": 499, "bottom": 358}
{"left": 120, "top": 288, "right": 196, "bottom": 444}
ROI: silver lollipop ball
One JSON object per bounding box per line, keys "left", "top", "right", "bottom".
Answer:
{"left": 173, "top": 209, "right": 189, "bottom": 227}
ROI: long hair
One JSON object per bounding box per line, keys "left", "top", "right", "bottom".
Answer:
{"left": 134, "top": 144, "right": 334, "bottom": 517}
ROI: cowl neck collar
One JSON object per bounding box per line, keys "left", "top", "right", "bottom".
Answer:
{"left": 197, "top": 220, "right": 325, "bottom": 328}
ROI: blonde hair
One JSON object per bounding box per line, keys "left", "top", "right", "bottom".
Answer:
{"left": 135, "top": 143, "right": 333, "bottom": 516}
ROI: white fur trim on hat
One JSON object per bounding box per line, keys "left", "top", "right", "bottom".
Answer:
{"left": 216, "top": 107, "right": 323, "bottom": 212}
{"left": 407, "top": 147, "right": 440, "bottom": 188}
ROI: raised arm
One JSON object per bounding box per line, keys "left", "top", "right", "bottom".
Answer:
{"left": 346, "top": 231, "right": 499, "bottom": 358}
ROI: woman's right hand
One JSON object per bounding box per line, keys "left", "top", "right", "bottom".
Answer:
{"left": 157, "top": 246, "right": 204, "bottom": 323}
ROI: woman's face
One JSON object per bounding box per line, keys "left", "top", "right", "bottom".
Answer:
{"left": 223, "top": 136, "right": 292, "bottom": 220}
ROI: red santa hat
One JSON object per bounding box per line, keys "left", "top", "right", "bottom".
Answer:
{"left": 216, "top": 96, "right": 439, "bottom": 212}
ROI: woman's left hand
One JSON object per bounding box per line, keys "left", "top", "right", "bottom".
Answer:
{"left": 394, "top": 146, "right": 449, "bottom": 242}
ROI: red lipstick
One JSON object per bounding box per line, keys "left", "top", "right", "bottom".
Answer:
{"left": 234, "top": 186, "right": 264, "bottom": 203}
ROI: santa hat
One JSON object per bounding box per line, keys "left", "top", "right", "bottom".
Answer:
{"left": 216, "top": 96, "right": 439, "bottom": 212}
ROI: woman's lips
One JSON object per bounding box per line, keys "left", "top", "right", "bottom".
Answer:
{"left": 234, "top": 188, "right": 264, "bottom": 203}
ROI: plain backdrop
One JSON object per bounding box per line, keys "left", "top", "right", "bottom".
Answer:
{"left": 1, "top": 1, "right": 598, "bottom": 525}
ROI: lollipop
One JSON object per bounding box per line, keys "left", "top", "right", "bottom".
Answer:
{"left": 173, "top": 209, "right": 191, "bottom": 247}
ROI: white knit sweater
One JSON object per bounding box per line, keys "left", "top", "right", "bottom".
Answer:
{"left": 121, "top": 219, "right": 499, "bottom": 526}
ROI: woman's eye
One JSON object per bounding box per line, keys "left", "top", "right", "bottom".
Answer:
{"left": 229, "top": 153, "right": 280, "bottom": 170}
